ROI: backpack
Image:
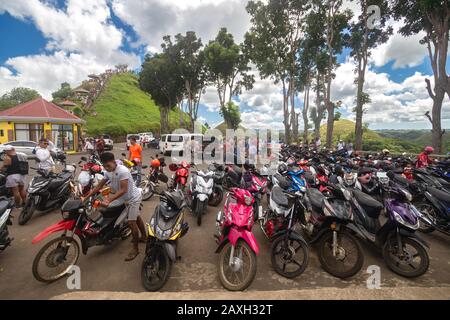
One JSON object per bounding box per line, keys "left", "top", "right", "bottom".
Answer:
{"left": 16, "top": 153, "right": 29, "bottom": 175}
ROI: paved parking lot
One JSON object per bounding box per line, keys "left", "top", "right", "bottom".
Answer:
{"left": 0, "top": 143, "right": 449, "bottom": 299}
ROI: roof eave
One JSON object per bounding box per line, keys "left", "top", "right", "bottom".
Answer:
{"left": 0, "top": 116, "right": 85, "bottom": 125}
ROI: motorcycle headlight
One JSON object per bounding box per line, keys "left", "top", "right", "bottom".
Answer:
{"left": 299, "top": 186, "right": 306, "bottom": 192}
{"left": 393, "top": 211, "right": 419, "bottom": 230}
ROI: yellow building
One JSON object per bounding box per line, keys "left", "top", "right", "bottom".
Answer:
{"left": 0, "top": 97, "right": 85, "bottom": 152}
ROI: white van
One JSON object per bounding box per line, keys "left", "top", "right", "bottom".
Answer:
{"left": 159, "top": 133, "right": 203, "bottom": 155}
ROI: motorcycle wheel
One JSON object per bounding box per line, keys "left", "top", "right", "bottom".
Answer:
{"left": 141, "top": 245, "right": 172, "bottom": 291}
{"left": 415, "top": 202, "right": 436, "bottom": 233}
{"left": 208, "top": 186, "right": 223, "bottom": 207}
{"left": 382, "top": 236, "right": 429, "bottom": 278}
{"left": 32, "top": 236, "right": 80, "bottom": 283}
{"left": 271, "top": 235, "right": 309, "bottom": 278}
{"left": 218, "top": 239, "right": 257, "bottom": 291}
{"left": 140, "top": 180, "right": 155, "bottom": 201}
{"left": 18, "top": 198, "right": 36, "bottom": 225}
{"left": 195, "top": 200, "right": 206, "bottom": 226}
{"left": 318, "top": 230, "right": 364, "bottom": 278}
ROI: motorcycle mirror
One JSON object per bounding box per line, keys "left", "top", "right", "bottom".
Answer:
{"left": 80, "top": 156, "right": 87, "bottom": 161}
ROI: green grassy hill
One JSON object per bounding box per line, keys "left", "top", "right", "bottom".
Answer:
{"left": 213, "top": 122, "right": 247, "bottom": 135}
{"left": 84, "top": 72, "right": 189, "bottom": 139}
{"left": 377, "top": 130, "right": 450, "bottom": 153}
{"left": 319, "top": 119, "right": 422, "bottom": 153}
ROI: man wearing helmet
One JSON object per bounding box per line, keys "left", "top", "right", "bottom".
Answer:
{"left": 416, "top": 146, "right": 434, "bottom": 168}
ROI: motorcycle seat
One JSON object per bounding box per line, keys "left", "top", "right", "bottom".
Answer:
{"left": 271, "top": 186, "right": 289, "bottom": 208}
{"left": 100, "top": 204, "right": 126, "bottom": 219}
{"left": 0, "top": 200, "right": 10, "bottom": 213}
{"left": 427, "top": 186, "right": 450, "bottom": 203}
{"left": 353, "top": 189, "right": 383, "bottom": 218}
{"left": 307, "top": 188, "right": 325, "bottom": 209}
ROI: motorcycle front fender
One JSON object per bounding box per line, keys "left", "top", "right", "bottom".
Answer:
{"left": 227, "top": 227, "right": 259, "bottom": 255}
{"left": 31, "top": 219, "right": 76, "bottom": 244}
{"left": 164, "top": 242, "right": 177, "bottom": 261}
{"left": 398, "top": 228, "right": 430, "bottom": 249}
{"left": 197, "top": 193, "right": 209, "bottom": 202}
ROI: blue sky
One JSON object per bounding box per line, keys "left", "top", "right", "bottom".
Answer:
{"left": 0, "top": 0, "right": 449, "bottom": 131}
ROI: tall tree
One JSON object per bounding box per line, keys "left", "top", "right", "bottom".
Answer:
{"left": 165, "top": 32, "right": 207, "bottom": 130}
{"left": 347, "top": 0, "right": 392, "bottom": 151}
{"left": 220, "top": 101, "right": 242, "bottom": 129}
{"left": 204, "top": 28, "right": 254, "bottom": 129}
{"left": 316, "top": 0, "right": 352, "bottom": 148}
{"left": 0, "top": 87, "right": 40, "bottom": 110}
{"left": 52, "top": 82, "right": 73, "bottom": 101}
{"left": 391, "top": 0, "right": 450, "bottom": 153}
{"left": 139, "top": 53, "right": 184, "bottom": 134}
{"left": 245, "top": 0, "right": 309, "bottom": 144}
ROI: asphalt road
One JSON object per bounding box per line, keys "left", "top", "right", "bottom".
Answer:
{"left": 0, "top": 143, "right": 449, "bottom": 299}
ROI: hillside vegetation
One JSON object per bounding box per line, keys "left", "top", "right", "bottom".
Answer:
{"left": 85, "top": 72, "right": 189, "bottom": 138}
{"left": 319, "top": 120, "right": 422, "bottom": 153}
{"left": 378, "top": 130, "right": 450, "bottom": 152}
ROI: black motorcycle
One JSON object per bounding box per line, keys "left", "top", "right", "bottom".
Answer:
{"left": 19, "top": 167, "right": 75, "bottom": 225}
{"left": 415, "top": 184, "right": 450, "bottom": 236}
{"left": 208, "top": 163, "right": 225, "bottom": 207}
{"left": 0, "top": 196, "right": 15, "bottom": 252}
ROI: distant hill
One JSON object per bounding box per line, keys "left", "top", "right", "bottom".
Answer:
{"left": 213, "top": 122, "right": 247, "bottom": 135}
{"left": 319, "top": 119, "right": 422, "bottom": 153}
{"left": 378, "top": 129, "right": 450, "bottom": 152}
{"left": 84, "top": 72, "right": 189, "bottom": 138}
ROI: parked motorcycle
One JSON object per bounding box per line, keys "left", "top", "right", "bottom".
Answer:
{"left": 215, "top": 188, "right": 259, "bottom": 291}
{"left": 31, "top": 188, "right": 131, "bottom": 282}
{"left": 76, "top": 156, "right": 104, "bottom": 197}
{"left": 141, "top": 190, "right": 189, "bottom": 291}
{"left": 208, "top": 163, "right": 225, "bottom": 207}
{"left": 140, "top": 155, "right": 168, "bottom": 201}
{"left": 0, "top": 197, "right": 15, "bottom": 252}
{"left": 260, "top": 184, "right": 309, "bottom": 278}
{"left": 168, "top": 160, "right": 190, "bottom": 191}
{"left": 351, "top": 172, "right": 430, "bottom": 277}
{"left": 189, "top": 164, "right": 214, "bottom": 226}
{"left": 19, "top": 165, "right": 76, "bottom": 225}
{"left": 241, "top": 163, "right": 268, "bottom": 221}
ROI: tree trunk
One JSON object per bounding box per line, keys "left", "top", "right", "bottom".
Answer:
{"left": 431, "top": 86, "right": 445, "bottom": 154}
{"left": 314, "top": 74, "right": 321, "bottom": 140}
{"left": 303, "top": 84, "right": 310, "bottom": 145}
{"left": 160, "top": 106, "right": 170, "bottom": 134}
{"left": 290, "top": 78, "right": 298, "bottom": 143}
{"left": 282, "top": 80, "right": 291, "bottom": 144}
{"left": 354, "top": 57, "right": 365, "bottom": 151}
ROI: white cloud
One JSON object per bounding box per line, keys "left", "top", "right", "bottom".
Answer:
{"left": 111, "top": 0, "right": 251, "bottom": 49}
{"left": 0, "top": 0, "right": 140, "bottom": 98}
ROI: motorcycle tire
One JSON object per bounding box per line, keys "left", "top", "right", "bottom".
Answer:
{"left": 141, "top": 244, "right": 172, "bottom": 291}
{"left": 382, "top": 236, "right": 429, "bottom": 278}
{"left": 317, "top": 230, "right": 364, "bottom": 279}
{"left": 271, "top": 235, "right": 309, "bottom": 279}
{"left": 195, "top": 200, "right": 206, "bottom": 226}
{"left": 140, "top": 181, "right": 155, "bottom": 201}
{"left": 18, "top": 198, "right": 36, "bottom": 225}
{"left": 32, "top": 236, "right": 80, "bottom": 283}
{"left": 208, "top": 186, "right": 223, "bottom": 207}
{"left": 415, "top": 202, "right": 436, "bottom": 234}
{"left": 218, "top": 239, "right": 257, "bottom": 291}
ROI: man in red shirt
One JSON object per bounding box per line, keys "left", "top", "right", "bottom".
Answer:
{"left": 128, "top": 137, "right": 143, "bottom": 185}
{"left": 416, "top": 146, "right": 434, "bottom": 168}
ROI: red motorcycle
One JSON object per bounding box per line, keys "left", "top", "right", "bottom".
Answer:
{"left": 76, "top": 155, "right": 104, "bottom": 197}
{"left": 215, "top": 188, "right": 259, "bottom": 291}
{"left": 241, "top": 163, "right": 268, "bottom": 221}
{"left": 168, "top": 160, "right": 190, "bottom": 191}
{"left": 31, "top": 189, "right": 131, "bottom": 283}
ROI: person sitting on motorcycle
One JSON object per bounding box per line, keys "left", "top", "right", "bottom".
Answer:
{"left": 416, "top": 146, "right": 434, "bottom": 168}
{"left": 84, "top": 152, "right": 146, "bottom": 261}
{"left": 35, "top": 137, "right": 55, "bottom": 174}
{"left": 1, "top": 145, "right": 27, "bottom": 207}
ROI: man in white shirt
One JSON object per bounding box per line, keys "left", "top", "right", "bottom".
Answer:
{"left": 35, "top": 138, "right": 55, "bottom": 173}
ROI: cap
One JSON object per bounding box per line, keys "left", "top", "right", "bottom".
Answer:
{"left": 3, "top": 145, "right": 14, "bottom": 151}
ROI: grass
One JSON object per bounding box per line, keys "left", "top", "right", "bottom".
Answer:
{"left": 84, "top": 72, "right": 189, "bottom": 139}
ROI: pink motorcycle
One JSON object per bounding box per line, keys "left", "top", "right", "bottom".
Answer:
{"left": 215, "top": 188, "right": 259, "bottom": 291}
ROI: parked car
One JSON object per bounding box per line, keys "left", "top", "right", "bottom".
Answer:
{"left": 126, "top": 133, "right": 141, "bottom": 150}
{"left": 148, "top": 138, "right": 160, "bottom": 149}
{"left": 0, "top": 140, "right": 64, "bottom": 161}
{"left": 159, "top": 133, "right": 203, "bottom": 156}
{"left": 101, "top": 134, "right": 114, "bottom": 150}
{"left": 139, "top": 132, "right": 154, "bottom": 148}
{"left": 0, "top": 140, "right": 38, "bottom": 160}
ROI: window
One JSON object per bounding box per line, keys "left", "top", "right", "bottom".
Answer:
{"left": 0, "top": 130, "right": 3, "bottom": 137}
{"left": 14, "top": 123, "right": 43, "bottom": 142}
{"left": 168, "top": 135, "right": 184, "bottom": 142}
{"left": 52, "top": 124, "right": 74, "bottom": 151}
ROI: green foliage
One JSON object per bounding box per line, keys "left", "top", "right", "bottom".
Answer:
{"left": 220, "top": 101, "right": 242, "bottom": 130}
{"left": 52, "top": 82, "right": 73, "bottom": 101}
{"left": 85, "top": 72, "right": 189, "bottom": 139}
{"left": 0, "top": 87, "right": 41, "bottom": 110}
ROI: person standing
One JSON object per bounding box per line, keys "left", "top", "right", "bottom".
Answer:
{"left": 96, "top": 135, "right": 105, "bottom": 156}
{"left": 84, "top": 152, "right": 145, "bottom": 261}
{"left": 416, "top": 146, "right": 434, "bottom": 168}
{"left": 1, "top": 146, "right": 28, "bottom": 207}
{"left": 35, "top": 138, "right": 55, "bottom": 174}
{"left": 84, "top": 138, "right": 94, "bottom": 155}
{"left": 128, "top": 137, "right": 143, "bottom": 186}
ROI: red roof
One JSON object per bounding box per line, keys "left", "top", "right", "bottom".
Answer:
{"left": 59, "top": 100, "right": 77, "bottom": 106}
{"left": 0, "top": 97, "right": 84, "bottom": 123}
